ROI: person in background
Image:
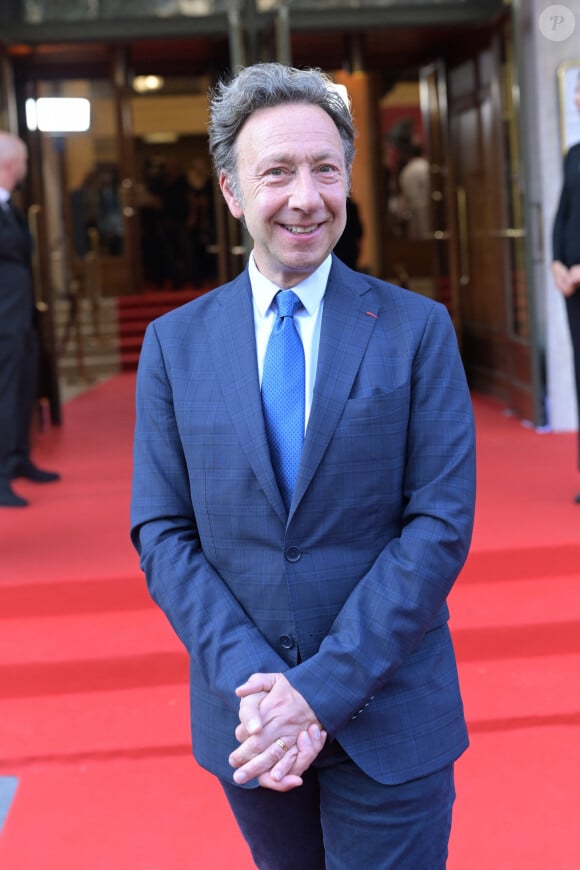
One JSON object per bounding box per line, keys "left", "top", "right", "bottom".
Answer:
{"left": 0, "top": 131, "right": 60, "bottom": 508}
{"left": 157, "top": 157, "right": 193, "bottom": 289}
{"left": 131, "top": 63, "right": 476, "bottom": 869}
{"left": 333, "top": 195, "right": 363, "bottom": 269}
{"left": 398, "top": 141, "right": 431, "bottom": 239}
{"left": 188, "top": 157, "right": 217, "bottom": 287}
{"left": 552, "top": 69, "right": 580, "bottom": 504}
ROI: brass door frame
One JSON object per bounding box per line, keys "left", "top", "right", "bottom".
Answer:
{"left": 419, "top": 59, "right": 459, "bottom": 335}
{"left": 446, "top": 22, "right": 539, "bottom": 422}
{"left": 111, "top": 45, "right": 143, "bottom": 294}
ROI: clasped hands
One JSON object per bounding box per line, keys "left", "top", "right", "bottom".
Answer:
{"left": 552, "top": 261, "right": 580, "bottom": 297}
{"left": 229, "top": 672, "right": 327, "bottom": 792}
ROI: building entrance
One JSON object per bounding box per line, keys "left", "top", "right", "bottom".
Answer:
{"left": 0, "top": 1, "right": 541, "bottom": 424}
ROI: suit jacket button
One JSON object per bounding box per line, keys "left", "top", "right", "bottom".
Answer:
{"left": 285, "top": 546, "right": 301, "bottom": 562}
{"left": 279, "top": 634, "right": 295, "bottom": 650}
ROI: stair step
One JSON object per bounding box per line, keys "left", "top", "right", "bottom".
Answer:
{"left": 119, "top": 335, "right": 144, "bottom": 351}
{"left": 115, "top": 322, "right": 149, "bottom": 338}
{"left": 118, "top": 305, "right": 178, "bottom": 323}
{"left": 120, "top": 352, "right": 141, "bottom": 371}
{"left": 117, "top": 288, "right": 205, "bottom": 308}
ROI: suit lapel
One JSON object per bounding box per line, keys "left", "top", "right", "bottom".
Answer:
{"left": 290, "top": 262, "right": 380, "bottom": 516}
{"left": 205, "top": 262, "right": 379, "bottom": 524}
{"left": 206, "top": 272, "right": 287, "bottom": 521}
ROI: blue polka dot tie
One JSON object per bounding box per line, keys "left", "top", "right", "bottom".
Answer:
{"left": 261, "top": 290, "right": 305, "bottom": 511}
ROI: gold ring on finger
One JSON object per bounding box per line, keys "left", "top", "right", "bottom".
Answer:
{"left": 275, "top": 738, "right": 289, "bottom": 752}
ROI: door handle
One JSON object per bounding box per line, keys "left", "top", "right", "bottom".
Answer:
{"left": 456, "top": 187, "right": 469, "bottom": 287}
{"left": 488, "top": 228, "right": 526, "bottom": 239}
{"left": 423, "top": 230, "right": 450, "bottom": 240}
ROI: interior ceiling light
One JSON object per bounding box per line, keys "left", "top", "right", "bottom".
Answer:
{"left": 133, "top": 75, "right": 165, "bottom": 93}
{"left": 25, "top": 97, "right": 91, "bottom": 133}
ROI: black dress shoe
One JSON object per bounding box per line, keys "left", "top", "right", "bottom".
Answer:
{"left": 11, "top": 463, "right": 61, "bottom": 483}
{"left": 0, "top": 483, "right": 28, "bottom": 507}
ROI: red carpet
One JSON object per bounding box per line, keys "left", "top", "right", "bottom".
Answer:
{"left": 1, "top": 378, "right": 579, "bottom": 868}
{"left": 448, "top": 397, "right": 580, "bottom": 869}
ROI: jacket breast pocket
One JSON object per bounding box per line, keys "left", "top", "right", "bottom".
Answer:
{"left": 333, "top": 387, "right": 410, "bottom": 459}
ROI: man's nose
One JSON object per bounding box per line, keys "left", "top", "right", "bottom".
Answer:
{"left": 288, "top": 168, "right": 323, "bottom": 210}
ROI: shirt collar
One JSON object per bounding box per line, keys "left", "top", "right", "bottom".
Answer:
{"left": 249, "top": 252, "right": 331, "bottom": 317}
{"left": 0, "top": 187, "right": 11, "bottom": 206}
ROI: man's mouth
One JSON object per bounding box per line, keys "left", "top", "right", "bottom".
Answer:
{"left": 284, "top": 224, "right": 318, "bottom": 235}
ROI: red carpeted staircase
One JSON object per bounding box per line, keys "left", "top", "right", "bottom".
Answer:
{"left": 1, "top": 384, "right": 580, "bottom": 868}
{"left": 117, "top": 287, "right": 210, "bottom": 371}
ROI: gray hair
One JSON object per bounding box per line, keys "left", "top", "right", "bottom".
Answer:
{"left": 208, "top": 63, "right": 356, "bottom": 194}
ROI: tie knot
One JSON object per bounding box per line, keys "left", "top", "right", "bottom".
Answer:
{"left": 275, "top": 290, "right": 302, "bottom": 319}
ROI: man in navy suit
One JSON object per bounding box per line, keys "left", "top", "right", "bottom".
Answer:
{"left": 131, "top": 63, "right": 476, "bottom": 869}
{"left": 0, "top": 132, "right": 60, "bottom": 508}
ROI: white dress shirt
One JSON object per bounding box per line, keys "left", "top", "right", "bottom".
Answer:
{"left": 249, "top": 252, "right": 330, "bottom": 431}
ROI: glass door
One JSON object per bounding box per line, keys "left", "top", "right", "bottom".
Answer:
{"left": 28, "top": 76, "right": 137, "bottom": 301}
{"left": 21, "top": 70, "right": 141, "bottom": 399}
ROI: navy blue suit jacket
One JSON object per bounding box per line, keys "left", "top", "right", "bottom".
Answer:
{"left": 130, "top": 256, "right": 476, "bottom": 786}
{"left": 0, "top": 202, "right": 34, "bottom": 335}
{"left": 0, "top": 201, "right": 36, "bottom": 480}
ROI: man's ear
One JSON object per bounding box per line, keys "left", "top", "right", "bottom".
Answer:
{"left": 219, "top": 171, "right": 243, "bottom": 219}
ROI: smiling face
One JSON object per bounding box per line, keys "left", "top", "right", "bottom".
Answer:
{"left": 219, "top": 102, "right": 349, "bottom": 288}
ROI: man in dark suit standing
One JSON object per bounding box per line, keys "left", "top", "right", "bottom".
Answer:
{"left": 0, "top": 131, "right": 60, "bottom": 508}
{"left": 552, "top": 70, "right": 580, "bottom": 502}
{"left": 131, "top": 64, "right": 476, "bottom": 868}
